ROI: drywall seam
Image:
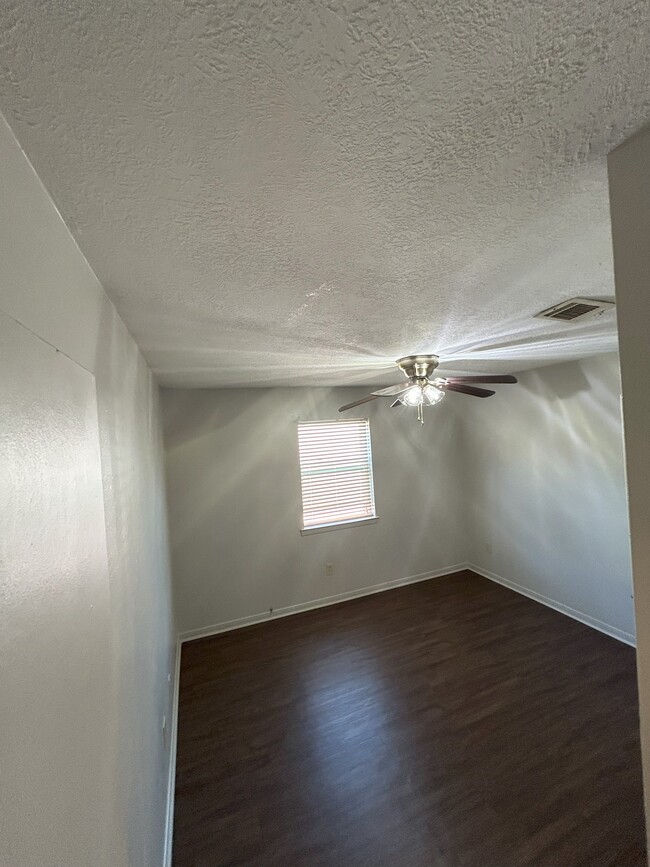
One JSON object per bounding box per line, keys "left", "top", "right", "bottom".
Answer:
{"left": 163, "top": 638, "right": 182, "bottom": 867}
{"left": 0, "top": 111, "right": 144, "bottom": 368}
{"left": 467, "top": 562, "right": 636, "bottom": 647}
{"left": 0, "top": 304, "right": 95, "bottom": 377}
{"left": 179, "top": 564, "right": 467, "bottom": 643}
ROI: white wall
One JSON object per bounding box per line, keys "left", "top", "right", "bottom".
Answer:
{"left": 162, "top": 356, "right": 634, "bottom": 647}
{"left": 161, "top": 387, "right": 466, "bottom": 635}
{"left": 0, "top": 114, "right": 176, "bottom": 866}
{"left": 463, "top": 352, "right": 635, "bottom": 643}
{"left": 608, "top": 126, "right": 650, "bottom": 835}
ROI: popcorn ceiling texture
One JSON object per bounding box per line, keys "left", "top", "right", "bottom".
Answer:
{"left": 0, "top": 0, "right": 649, "bottom": 386}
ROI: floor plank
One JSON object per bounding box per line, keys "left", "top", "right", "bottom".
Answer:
{"left": 172, "top": 570, "right": 645, "bottom": 866}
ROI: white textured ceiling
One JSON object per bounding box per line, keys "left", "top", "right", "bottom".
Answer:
{"left": 1, "top": 1, "right": 649, "bottom": 386}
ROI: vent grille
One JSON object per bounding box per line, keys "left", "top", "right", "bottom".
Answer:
{"left": 534, "top": 297, "right": 615, "bottom": 322}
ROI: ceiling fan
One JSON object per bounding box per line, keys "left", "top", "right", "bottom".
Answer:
{"left": 338, "top": 355, "right": 518, "bottom": 424}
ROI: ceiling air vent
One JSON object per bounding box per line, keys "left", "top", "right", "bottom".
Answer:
{"left": 534, "top": 297, "right": 615, "bottom": 322}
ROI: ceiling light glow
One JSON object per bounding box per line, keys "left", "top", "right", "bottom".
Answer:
{"left": 402, "top": 383, "right": 445, "bottom": 407}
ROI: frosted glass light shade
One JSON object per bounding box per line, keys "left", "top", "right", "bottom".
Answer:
{"left": 401, "top": 383, "right": 445, "bottom": 406}
{"left": 423, "top": 384, "right": 445, "bottom": 405}
{"left": 402, "top": 385, "right": 424, "bottom": 406}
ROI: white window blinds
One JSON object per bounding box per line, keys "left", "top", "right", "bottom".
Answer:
{"left": 297, "top": 419, "right": 377, "bottom": 530}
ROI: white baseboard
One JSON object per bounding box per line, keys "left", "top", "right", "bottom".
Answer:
{"left": 165, "top": 561, "right": 633, "bottom": 862}
{"left": 466, "top": 562, "right": 636, "bottom": 647}
{"left": 163, "top": 638, "right": 182, "bottom": 867}
{"left": 179, "top": 564, "right": 467, "bottom": 644}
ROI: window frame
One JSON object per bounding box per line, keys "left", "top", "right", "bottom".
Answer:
{"left": 296, "top": 417, "right": 378, "bottom": 535}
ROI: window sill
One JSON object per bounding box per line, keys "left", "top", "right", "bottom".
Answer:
{"left": 300, "top": 516, "right": 379, "bottom": 536}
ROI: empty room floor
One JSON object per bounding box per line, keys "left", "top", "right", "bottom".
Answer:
{"left": 172, "top": 570, "right": 645, "bottom": 867}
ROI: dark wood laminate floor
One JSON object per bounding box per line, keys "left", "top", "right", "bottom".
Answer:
{"left": 172, "top": 570, "right": 645, "bottom": 867}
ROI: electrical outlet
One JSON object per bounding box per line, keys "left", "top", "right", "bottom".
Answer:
{"left": 325, "top": 562, "right": 333, "bottom": 577}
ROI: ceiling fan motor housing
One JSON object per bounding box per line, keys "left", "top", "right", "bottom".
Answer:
{"left": 396, "top": 355, "right": 440, "bottom": 381}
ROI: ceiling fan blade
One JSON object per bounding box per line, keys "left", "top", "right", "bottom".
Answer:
{"left": 441, "top": 374, "right": 518, "bottom": 384}
{"left": 338, "top": 394, "right": 381, "bottom": 413}
{"left": 371, "top": 382, "right": 411, "bottom": 396}
{"left": 443, "top": 383, "right": 495, "bottom": 398}
{"left": 390, "top": 398, "right": 403, "bottom": 408}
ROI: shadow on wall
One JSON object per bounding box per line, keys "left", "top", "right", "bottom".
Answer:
{"left": 520, "top": 359, "right": 591, "bottom": 400}
{"left": 465, "top": 352, "right": 634, "bottom": 639}
{"left": 161, "top": 386, "right": 466, "bottom": 633}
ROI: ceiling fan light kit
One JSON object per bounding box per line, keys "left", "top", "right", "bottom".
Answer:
{"left": 338, "top": 354, "right": 518, "bottom": 424}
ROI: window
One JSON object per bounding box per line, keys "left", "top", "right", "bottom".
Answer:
{"left": 297, "top": 418, "right": 377, "bottom": 533}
